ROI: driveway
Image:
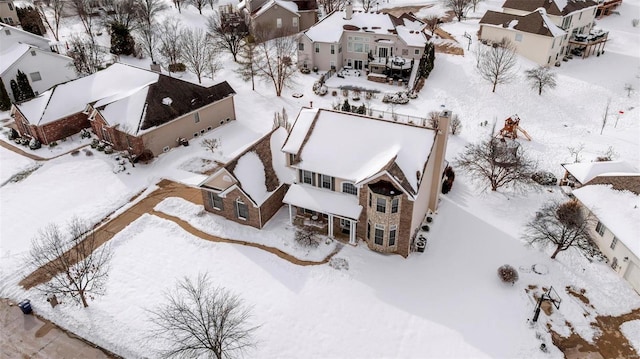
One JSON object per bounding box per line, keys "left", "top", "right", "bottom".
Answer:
{"left": 0, "top": 298, "right": 119, "bottom": 358}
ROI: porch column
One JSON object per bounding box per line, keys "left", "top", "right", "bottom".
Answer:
{"left": 288, "top": 204, "right": 293, "bottom": 224}
{"left": 327, "top": 214, "right": 334, "bottom": 238}
{"left": 349, "top": 220, "right": 356, "bottom": 245}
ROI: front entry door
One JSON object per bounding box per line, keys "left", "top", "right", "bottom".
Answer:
{"left": 354, "top": 60, "right": 363, "bottom": 70}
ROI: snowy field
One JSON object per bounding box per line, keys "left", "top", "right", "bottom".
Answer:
{"left": 1, "top": 0, "right": 639, "bottom": 357}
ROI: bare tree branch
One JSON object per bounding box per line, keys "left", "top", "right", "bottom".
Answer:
{"left": 524, "top": 66, "right": 557, "bottom": 95}
{"left": 253, "top": 26, "right": 298, "bottom": 96}
{"left": 477, "top": 38, "right": 518, "bottom": 93}
{"left": 180, "top": 28, "right": 218, "bottom": 83}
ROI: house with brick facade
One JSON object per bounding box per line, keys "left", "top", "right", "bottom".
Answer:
{"left": 199, "top": 127, "right": 293, "bottom": 229}
{"left": 297, "top": 3, "right": 427, "bottom": 76}
{"left": 12, "top": 63, "right": 236, "bottom": 157}
{"left": 1, "top": 43, "right": 78, "bottom": 102}
{"left": 280, "top": 107, "right": 450, "bottom": 257}
{"left": 479, "top": 0, "right": 602, "bottom": 66}
{"left": 572, "top": 177, "right": 640, "bottom": 294}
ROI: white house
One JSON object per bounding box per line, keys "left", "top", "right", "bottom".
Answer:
{"left": 297, "top": 3, "right": 427, "bottom": 75}
{"left": 573, "top": 180, "right": 640, "bottom": 295}
{"left": 560, "top": 160, "right": 638, "bottom": 187}
{"left": 0, "top": 23, "right": 53, "bottom": 52}
{"left": 1, "top": 43, "right": 78, "bottom": 102}
{"left": 0, "top": 0, "right": 19, "bottom": 25}
{"left": 479, "top": 0, "right": 602, "bottom": 65}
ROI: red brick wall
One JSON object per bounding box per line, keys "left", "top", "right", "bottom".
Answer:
{"left": 91, "top": 114, "right": 145, "bottom": 156}
{"left": 259, "top": 184, "right": 288, "bottom": 227}
{"left": 14, "top": 109, "right": 90, "bottom": 145}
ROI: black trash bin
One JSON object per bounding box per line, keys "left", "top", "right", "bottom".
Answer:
{"left": 18, "top": 299, "right": 32, "bottom": 314}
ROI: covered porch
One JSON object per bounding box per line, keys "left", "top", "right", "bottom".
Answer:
{"left": 567, "top": 30, "right": 609, "bottom": 59}
{"left": 283, "top": 184, "right": 363, "bottom": 245}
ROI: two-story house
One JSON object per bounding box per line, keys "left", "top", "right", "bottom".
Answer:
{"left": 297, "top": 3, "right": 428, "bottom": 76}
{"left": 0, "top": 23, "right": 53, "bottom": 52}
{"left": 199, "top": 107, "right": 451, "bottom": 257}
{"left": 1, "top": 43, "right": 77, "bottom": 102}
{"left": 0, "top": 0, "right": 18, "bottom": 25}
{"left": 479, "top": 0, "right": 602, "bottom": 65}
{"left": 241, "top": 0, "right": 318, "bottom": 40}
{"left": 12, "top": 63, "right": 236, "bottom": 157}
{"left": 572, "top": 177, "right": 640, "bottom": 294}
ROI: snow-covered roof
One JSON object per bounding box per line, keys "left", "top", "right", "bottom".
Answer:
{"left": 253, "top": 0, "right": 299, "bottom": 18}
{"left": 282, "top": 108, "right": 436, "bottom": 194}
{"left": 562, "top": 161, "right": 639, "bottom": 184}
{"left": 16, "top": 63, "right": 159, "bottom": 126}
{"left": 480, "top": 9, "right": 566, "bottom": 38}
{"left": 15, "top": 63, "right": 236, "bottom": 135}
{"left": 0, "top": 43, "right": 30, "bottom": 75}
{"left": 283, "top": 183, "right": 363, "bottom": 219}
{"left": 502, "top": 0, "right": 598, "bottom": 16}
{"left": 304, "top": 10, "right": 402, "bottom": 43}
{"left": 396, "top": 26, "right": 427, "bottom": 47}
{"left": 573, "top": 185, "right": 640, "bottom": 258}
{"left": 234, "top": 152, "right": 271, "bottom": 206}
{"left": 0, "top": 23, "right": 52, "bottom": 51}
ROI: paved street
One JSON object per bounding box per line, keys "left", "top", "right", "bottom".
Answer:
{"left": 0, "top": 299, "right": 116, "bottom": 359}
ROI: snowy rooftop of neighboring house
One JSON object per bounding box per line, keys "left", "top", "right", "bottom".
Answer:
{"left": 284, "top": 183, "right": 363, "bottom": 219}
{"left": 15, "top": 63, "right": 235, "bottom": 135}
{"left": 573, "top": 185, "right": 640, "bottom": 258}
{"left": 0, "top": 24, "right": 52, "bottom": 51}
{"left": 502, "top": 0, "right": 598, "bottom": 16}
{"left": 253, "top": 0, "right": 299, "bottom": 17}
{"left": 562, "top": 160, "right": 639, "bottom": 184}
{"left": 282, "top": 108, "right": 436, "bottom": 194}
{"left": 480, "top": 9, "right": 565, "bottom": 37}
{"left": 304, "top": 9, "right": 425, "bottom": 45}
{"left": 0, "top": 43, "right": 30, "bottom": 75}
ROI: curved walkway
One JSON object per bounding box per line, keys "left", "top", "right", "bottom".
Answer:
{"left": 0, "top": 139, "right": 89, "bottom": 161}
{"left": 20, "top": 179, "right": 337, "bottom": 289}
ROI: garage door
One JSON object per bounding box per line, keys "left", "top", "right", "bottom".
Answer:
{"left": 624, "top": 262, "right": 640, "bottom": 294}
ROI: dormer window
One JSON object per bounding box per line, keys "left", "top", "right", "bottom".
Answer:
{"left": 31, "top": 50, "right": 36, "bottom": 56}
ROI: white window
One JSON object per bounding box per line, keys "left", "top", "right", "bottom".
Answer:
{"left": 31, "top": 50, "right": 36, "bottom": 56}
{"left": 342, "top": 182, "right": 357, "bottom": 195}
{"left": 376, "top": 198, "right": 386, "bottom": 213}
{"left": 515, "top": 33, "right": 523, "bottom": 42}
{"left": 551, "top": 38, "right": 555, "bottom": 48}
{"left": 389, "top": 225, "right": 397, "bottom": 246}
{"left": 194, "top": 112, "right": 200, "bottom": 123}
{"left": 414, "top": 49, "right": 420, "bottom": 55}
{"left": 611, "top": 257, "right": 618, "bottom": 270}
{"left": 277, "top": 18, "right": 282, "bottom": 28}
{"left": 4, "top": 29, "right": 10, "bottom": 35}
{"left": 193, "top": 132, "right": 199, "bottom": 137}
{"left": 293, "top": 17, "right": 298, "bottom": 27}
{"left": 391, "top": 198, "right": 399, "bottom": 213}
{"left": 315, "top": 43, "right": 319, "bottom": 53}
{"left": 8, "top": 2, "right": 13, "bottom": 10}
{"left": 236, "top": 200, "right": 248, "bottom": 220}
{"left": 299, "top": 42, "right": 304, "bottom": 51}
{"left": 320, "top": 174, "right": 333, "bottom": 190}
{"left": 374, "top": 224, "right": 384, "bottom": 245}
{"left": 596, "top": 221, "right": 605, "bottom": 236}
{"left": 301, "top": 170, "right": 313, "bottom": 185}
{"left": 29, "top": 72, "right": 42, "bottom": 82}
{"left": 610, "top": 237, "right": 618, "bottom": 250}
{"left": 209, "top": 192, "right": 223, "bottom": 210}
{"left": 331, "top": 44, "right": 335, "bottom": 54}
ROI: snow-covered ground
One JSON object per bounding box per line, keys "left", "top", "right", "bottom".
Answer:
{"left": 1, "top": 0, "right": 639, "bottom": 357}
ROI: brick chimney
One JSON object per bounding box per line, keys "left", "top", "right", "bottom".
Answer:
{"left": 345, "top": 1, "right": 353, "bottom": 20}
{"left": 427, "top": 109, "right": 451, "bottom": 212}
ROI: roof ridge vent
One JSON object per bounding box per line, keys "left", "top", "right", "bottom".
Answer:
{"left": 162, "top": 97, "right": 173, "bottom": 106}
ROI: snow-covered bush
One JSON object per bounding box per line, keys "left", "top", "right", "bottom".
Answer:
{"left": 49, "top": 141, "right": 58, "bottom": 148}
{"left": 329, "top": 257, "right": 349, "bottom": 271}
{"left": 90, "top": 139, "right": 99, "bottom": 148}
{"left": 29, "top": 138, "right": 41, "bottom": 150}
{"left": 80, "top": 129, "right": 92, "bottom": 139}
{"left": 7, "top": 128, "right": 18, "bottom": 140}
{"left": 497, "top": 265, "right": 519, "bottom": 285}
{"left": 295, "top": 228, "right": 320, "bottom": 248}
{"left": 104, "top": 145, "right": 113, "bottom": 154}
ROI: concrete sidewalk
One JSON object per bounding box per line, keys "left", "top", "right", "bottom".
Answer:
{"left": 0, "top": 299, "right": 119, "bottom": 358}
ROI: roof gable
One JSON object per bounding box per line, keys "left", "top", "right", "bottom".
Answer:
{"left": 562, "top": 160, "right": 639, "bottom": 184}
{"left": 283, "top": 108, "right": 436, "bottom": 193}
{"left": 479, "top": 9, "right": 565, "bottom": 37}
{"left": 502, "top": 0, "right": 597, "bottom": 16}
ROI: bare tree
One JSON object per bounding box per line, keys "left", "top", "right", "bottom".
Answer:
{"left": 135, "top": 0, "right": 168, "bottom": 27}
{"left": 567, "top": 143, "right": 585, "bottom": 163}
{"left": 455, "top": 133, "right": 537, "bottom": 191}
{"left": 37, "top": 0, "right": 64, "bottom": 41}
{"left": 173, "top": 0, "right": 184, "bottom": 12}
{"left": 66, "top": 35, "right": 107, "bottom": 75}
{"left": 450, "top": 114, "right": 462, "bottom": 135}
{"left": 600, "top": 98, "right": 610, "bottom": 135}
{"left": 254, "top": 27, "right": 298, "bottom": 96}
{"left": 206, "top": 0, "right": 218, "bottom": 9}
{"left": 69, "top": 0, "right": 95, "bottom": 37}
{"left": 295, "top": 228, "right": 320, "bottom": 248}
{"left": 236, "top": 39, "right": 261, "bottom": 90}
{"left": 180, "top": 28, "right": 217, "bottom": 83}
{"left": 187, "top": 0, "right": 207, "bottom": 14}
{"left": 525, "top": 66, "right": 557, "bottom": 95}
{"left": 424, "top": 15, "right": 439, "bottom": 36}
{"left": 470, "top": 0, "right": 482, "bottom": 12}
{"left": 201, "top": 138, "right": 220, "bottom": 152}
{"left": 136, "top": 22, "right": 160, "bottom": 62}
{"left": 360, "top": 0, "right": 375, "bottom": 12}
{"left": 624, "top": 83, "right": 634, "bottom": 97}
{"left": 477, "top": 38, "right": 518, "bottom": 93}
{"left": 134, "top": 0, "right": 167, "bottom": 62}
{"left": 207, "top": 13, "right": 248, "bottom": 62}
{"left": 149, "top": 273, "right": 259, "bottom": 359}
{"left": 158, "top": 18, "right": 183, "bottom": 70}
{"left": 318, "top": 0, "right": 346, "bottom": 13}
{"left": 103, "top": 0, "right": 140, "bottom": 31}
{"left": 444, "top": 0, "right": 471, "bottom": 21}
{"left": 29, "top": 218, "right": 112, "bottom": 308}
{"left": 525, "top": 200, "right": 603, "bottom": 260}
